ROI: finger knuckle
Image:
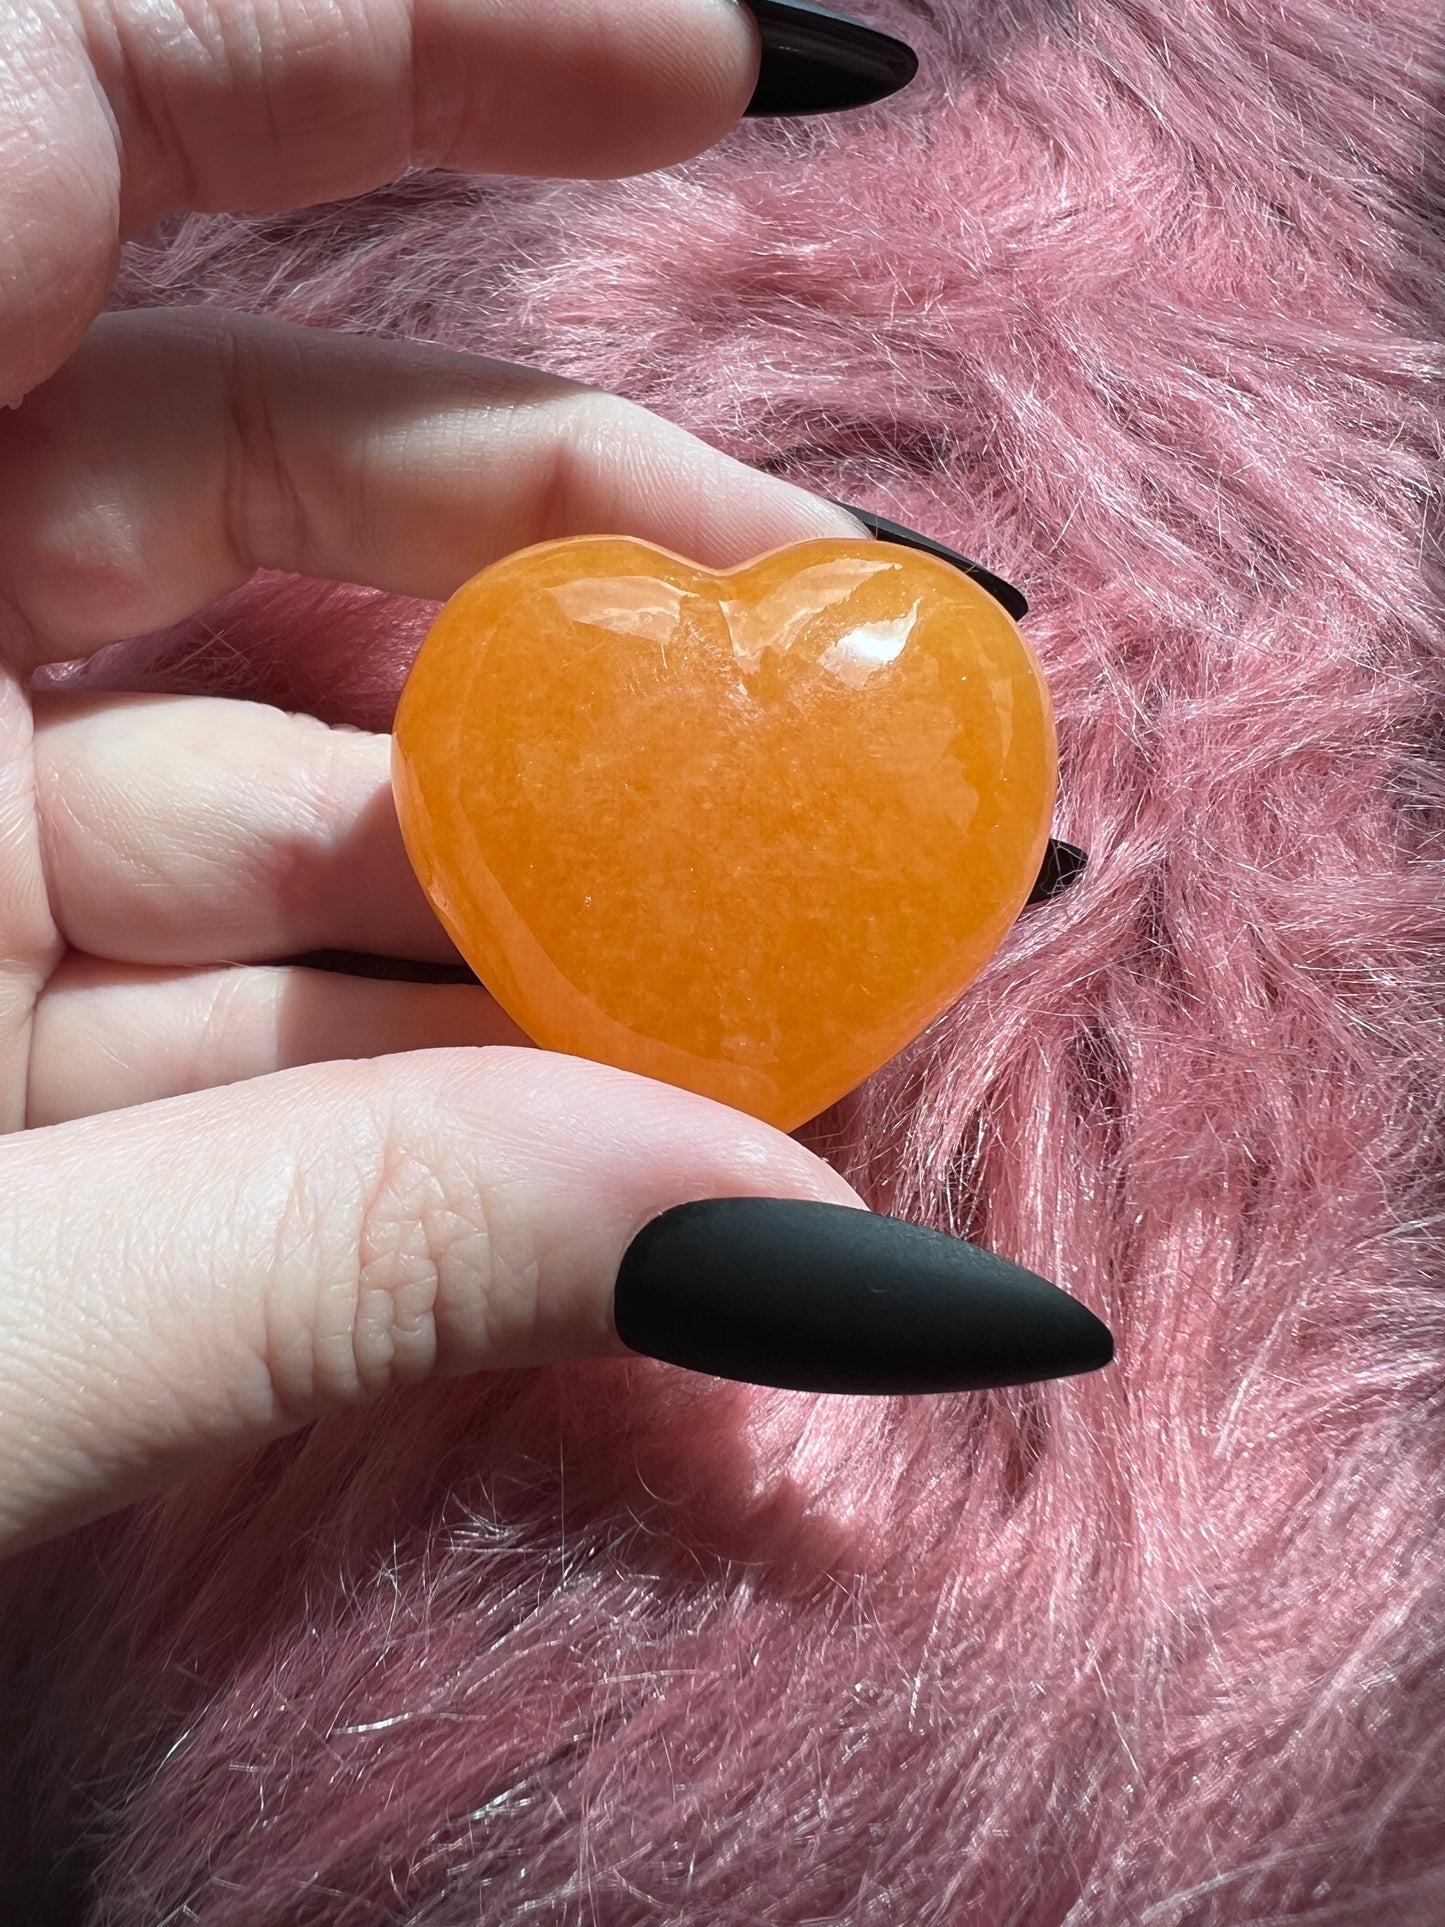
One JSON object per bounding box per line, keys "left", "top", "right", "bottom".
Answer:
{"left": 339, "top": 1137, "right": 451, "bottom": 1401}
{"left": 331, "top": 1097, "right": 542, "bottom": 1404}
{"left": 534, "top": 389, "right": 655, "bottom": 538}
{"left": 219, "top": 324, "right": 314, "bottom": 576}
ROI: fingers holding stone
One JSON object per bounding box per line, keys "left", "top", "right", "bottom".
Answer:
{"left": 0, "top": 0, "right": 759, "bottom": 402}
{"left": 0, "top": 1045, "right": 864, "bottom": 1550}
{"left": 0, "top": 310, "right": 862, "bottom": 667}
{"left": 26, "top": 956, "right": 524, "bottom": 1126}
{"left": 32, "top": 690, "right": 454, "bottom": 966}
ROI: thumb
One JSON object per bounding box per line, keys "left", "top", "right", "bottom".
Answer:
{"left": 0, "top": 1048, "right": 1111, "bottom": 1554}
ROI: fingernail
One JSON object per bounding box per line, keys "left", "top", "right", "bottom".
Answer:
{"left": 743, "top": 2, "right": 919, "bottom": 117}
{"left": 614, "top": 1199, "right": 1114, "bottom": 1394}
{"left": 831, "top": 500, "right": 1029, "bottom": 620}
{"left": 1026, "top": 839, "right": 1088, "bottom": 908}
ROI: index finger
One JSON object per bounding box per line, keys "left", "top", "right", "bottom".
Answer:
{"left": 0, "top": 309, "right": 868, "bottom": 665}
{"left": 3, "top": 0, "right": 915, "bottom": 402}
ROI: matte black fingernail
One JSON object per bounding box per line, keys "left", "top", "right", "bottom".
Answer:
{"left": 832, "top": 500, "right": 1029, "bottom": 620}
{"left": 614, "top": 1199, "right": 1113, "bottom": 1395}
{"left": 743, "top": 2, "right": 919, "bottom": 117}
{"left": 1026, "top": 839, "right": 1088, "bottom": 908}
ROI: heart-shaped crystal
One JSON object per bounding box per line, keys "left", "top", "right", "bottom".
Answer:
{"left": 392, "top": 537, "right": 1055, "bottom": 1129}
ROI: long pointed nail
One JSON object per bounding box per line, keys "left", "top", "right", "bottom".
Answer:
{"left": 743, "top": 2, "right": 919, "bottom": 117}
{"left": 614, "top": 1199, "right": 1113, "bottom": 1394}
{"left": 1026, "top": 839, "right": 1088, "bottom": 908}
{"left": 832, "top": 500, "right": 1029, "bottom": 620}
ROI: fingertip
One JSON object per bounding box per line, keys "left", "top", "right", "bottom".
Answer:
{"left": 595, "top": 410, "right": 886, "bottom": 569}
{"left": 756, "top": 479, "right": 874, "bottom": 545}
{"left": 373, "top": 1046, "right": 866, "bottom": 1371}
{"left": 635, "top": 0, "right": 765, "bottom": 162}
{"left": 425, "top": 1045, "right": 863, "bottom": 1215}
{"left": 420, "top": 0, "right": 762, "bottom": 181}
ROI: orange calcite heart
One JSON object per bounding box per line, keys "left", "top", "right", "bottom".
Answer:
{"left": 392, "top": 537, "right": 1056, "bottom": 1130}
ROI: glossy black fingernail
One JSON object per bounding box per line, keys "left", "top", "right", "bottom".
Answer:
{"left": 744, "top": 2, "right": 919, "bottom": 117}
{"left": 832, "top": 500, "right": 1029, "bottom": 620}
{"left": 614, "top": 1199, "right": 1113, "bottom": 1394}
{"left": 1026, "top": 839, "right": 1088, "bottom": 908}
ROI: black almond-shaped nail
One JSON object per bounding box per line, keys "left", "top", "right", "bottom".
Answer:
{"left": 832, "top": 500, "right": 1029, "bottom": 620}
{"left": 743, "top": 2, "right": 919, "bottom": 117}
{"left": 614, "top": 1199, "right": 1113, "bottom": 1395}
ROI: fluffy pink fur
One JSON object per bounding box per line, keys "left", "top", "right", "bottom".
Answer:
{"left": 5, "top": 0, "right": 1444, "bottom": 1918}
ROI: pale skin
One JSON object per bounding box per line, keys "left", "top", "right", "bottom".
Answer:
{"left": 0, "top": 0, "right": 870, "bottom": 1555}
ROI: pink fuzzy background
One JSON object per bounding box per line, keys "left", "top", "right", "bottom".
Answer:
{"left": 4, "top": 0, "right": 1444, "bottom": 1919}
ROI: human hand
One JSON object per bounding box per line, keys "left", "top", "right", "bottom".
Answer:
{"left": 0, "top": 0, "right": 1109, "bottom": 1555}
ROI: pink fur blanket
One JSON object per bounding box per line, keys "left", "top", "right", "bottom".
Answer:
{"left": 4, "top": 1, "right": 1442, "bottom": 1918}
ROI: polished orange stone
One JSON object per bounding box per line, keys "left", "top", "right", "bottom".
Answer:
{"left": 392, "top": 537, "right": 1056, "bottom": 1131}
